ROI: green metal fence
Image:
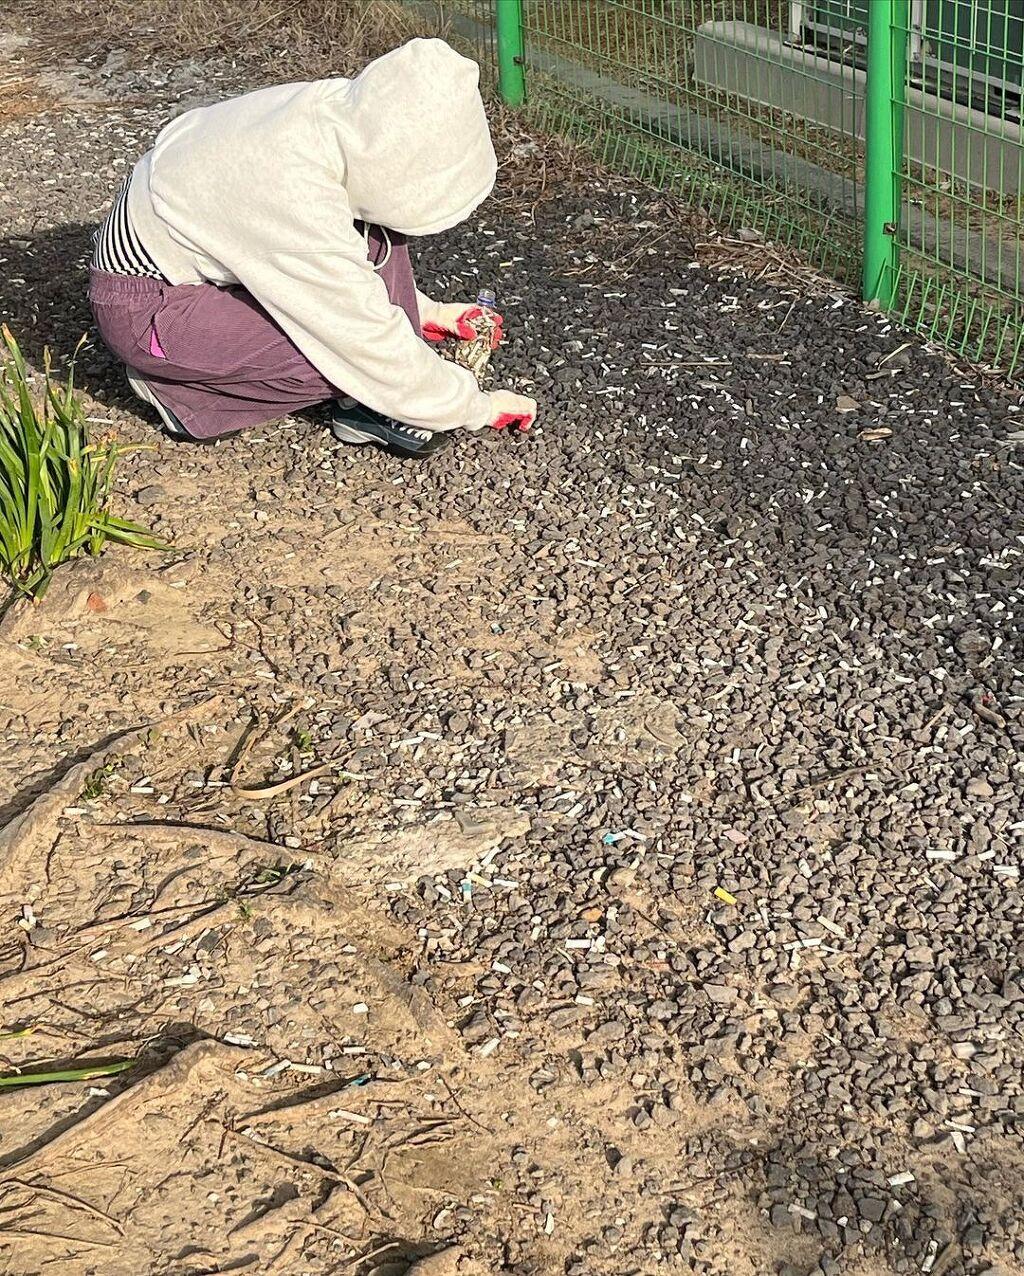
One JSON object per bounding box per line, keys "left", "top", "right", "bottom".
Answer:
{"left": 428, "top": 0, "right": 1024, "bottom": 379}
{"left": 513, "top": 0, "right": 867, "bottom": 286}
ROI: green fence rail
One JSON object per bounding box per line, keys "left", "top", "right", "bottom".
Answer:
{"left": 420, "top": 0, "right": 1024, "bottom": 380}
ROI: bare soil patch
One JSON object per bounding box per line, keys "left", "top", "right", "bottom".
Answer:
{"left": 2, "top": 13, "right": 1023, "bottom": 1276}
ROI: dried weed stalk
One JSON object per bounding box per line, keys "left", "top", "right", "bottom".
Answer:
{"left": 27, "top": 0, "right": 432, "bottom": 76}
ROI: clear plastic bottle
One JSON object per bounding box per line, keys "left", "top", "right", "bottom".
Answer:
{"left": 458, "top": 288, "right": 498, "bottom": 385}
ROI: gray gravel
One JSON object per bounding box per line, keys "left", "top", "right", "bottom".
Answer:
{"left": 394, "top": 166, "right": 1024, "bottom": 1276}
{"left": 2, "top": 22, "right": 1023, "bottom": 1276}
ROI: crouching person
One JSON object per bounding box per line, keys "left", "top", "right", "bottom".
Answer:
{"left": 88, "top": 39, "right": 536, "bottom": 459}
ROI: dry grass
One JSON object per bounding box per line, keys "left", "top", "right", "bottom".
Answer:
{"left": 0, "top": 78, "right": 51, "bottom": 123}
{"left": 489, "top": 104, "right": 835, "bottom": 298}
{"left": 17, "top": 0, "right": 439, "bottom": 77}
{"left": 523, "top": 0, "right": 791, "bottom": 81}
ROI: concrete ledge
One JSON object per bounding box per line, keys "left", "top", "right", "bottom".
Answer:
{"left": 693, "top": 20, "right": 1023, "bottom": 195}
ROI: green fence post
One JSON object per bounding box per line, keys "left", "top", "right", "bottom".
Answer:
{"left": 496, "top": 0, "right": 526, "bottom": 107}
{"left": 862, "top": 0, "right": 909, "bottom": 307}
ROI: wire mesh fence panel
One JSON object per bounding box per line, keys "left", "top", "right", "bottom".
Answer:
{"left": 517, "top": 1, "right": 868, "bottom": 283}
{"left": 400, "top": 0, "right": 500, "bottom": 84}
{"left": 399, "top": 1, "right": 1024, "bottom": 378}
{"left": 465, "top": 0, "right": 500, "bottom": 84}
{"left": 891, "top": 0, "right": 1024, "bottom": 377}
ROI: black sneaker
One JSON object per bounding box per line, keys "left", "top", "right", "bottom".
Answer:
{"left": 330, "top": 399, "right": 450, "bottom": 458}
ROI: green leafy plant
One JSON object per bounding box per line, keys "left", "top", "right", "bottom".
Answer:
{"left": 0, "top": 325, "right": 167, "bottom": 601}
{"left": 81, "top": 759, "right": 120, "bottom": 801}
{"left": 247, "top": 861, "right": 304, "bottom": 890}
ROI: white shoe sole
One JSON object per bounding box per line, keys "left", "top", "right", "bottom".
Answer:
{"left": 125, "top": 368, "right": 189, "bottom": 438}
{"left": 331, "top": 422, "right": 372, "bottom": 444}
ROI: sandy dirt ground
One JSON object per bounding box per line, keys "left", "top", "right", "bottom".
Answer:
{"left": 1, "top": 11, "right": 1023, "bottom": 1276}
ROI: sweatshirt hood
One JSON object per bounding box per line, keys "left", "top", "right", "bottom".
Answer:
{"left": 330, "top": 38, "right": 497, "bottom": 237}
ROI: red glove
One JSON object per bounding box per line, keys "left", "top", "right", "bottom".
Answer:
{"left": 422, "top": 302, "right": 504, "bottom": 350}
{"left": 486, "top": 390, "right": 536, "bottom": 433}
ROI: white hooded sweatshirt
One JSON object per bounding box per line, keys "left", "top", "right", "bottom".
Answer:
{"left": 127, "top": 39, "right": 497, "bottom": 432}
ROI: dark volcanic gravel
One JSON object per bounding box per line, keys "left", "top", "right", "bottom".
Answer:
{"left": 391, "top": 195, "right": 1024, "bottom": 1273}
{"left": 2, "top": 20, "right": 1023, "bottom": 1276}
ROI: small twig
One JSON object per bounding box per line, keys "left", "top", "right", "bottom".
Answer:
{"left": 798, "top": 763, "right": 874, "bottom": 795}
{"left": 222, "top": 1127, "right": 387, "bottom": 1218}
{"left": 922, "top": 703, "right": 950, "bottom": 733}
{"left": 0, "top": 896, "right": 229, "bottom": 985}
{"left": 877, "top": 340, "right": 911, "bottom": 366}
{"left": 100, "top": 822, "right": 305, "bottom": 862}
{"left": 237, "top": 1075, "right": 376, "bottom": 1125}
{"left": 341, "top": 1241, "right": 402, "bottom": 1271}
{"left": 289, "top": 744, "right": 301, "bottom": 831}
{"left": 136, "top": 898, "right": 240, "bottom": 953}
{"left": 240, "top": 6, "right": 289, "bottom": 38}
{"left": 229, "top": 702, "right": 301, "bottom": 787}
{"left": 632, "top": 906, "right": 680, "bottom": 948}
{"left": 0, "top": 1225, "right": 114, "bottom": 1247}
{"left": 438, "top": 1076, "right": 495, "bottom": 1135}
{"left": 234, "top": 762, "right": 346, "bottom": 801}
{"left": 643, "top": 358, "right": 732, "bottom": 368}
{"left": 223, "top": 1127, "right": 347, "bottom": 1184}
{"left": 381, "top": 1120, "right": 455, "bottom": 1154}
{"left": 340, "top": 1173, "right": 378, "bottom": 1218}
{"left": 2, "top": 1178, "right": 125, "bottom": 1236}
{"left": 305, "top": 1217, "right": 357, "bottom": 1241}
{"left": 341, "top": 1131, "right": 373, "bottom": 1176}
{"left": 227, "top": 714, "right": 263, "bottom": 786}
{"left": 978, "top": 480, "right": 1014, "bottom": 517}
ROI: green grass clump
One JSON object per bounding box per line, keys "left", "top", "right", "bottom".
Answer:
{"left": 0, "top": 325, "right": 166, "bottom": 601}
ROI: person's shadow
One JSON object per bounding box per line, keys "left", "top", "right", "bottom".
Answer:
{"left": 0, "top": 223, "right": 337, "bottom": 438}
{"left": 0, "top": 222, "right": 135, "bottom": 407}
